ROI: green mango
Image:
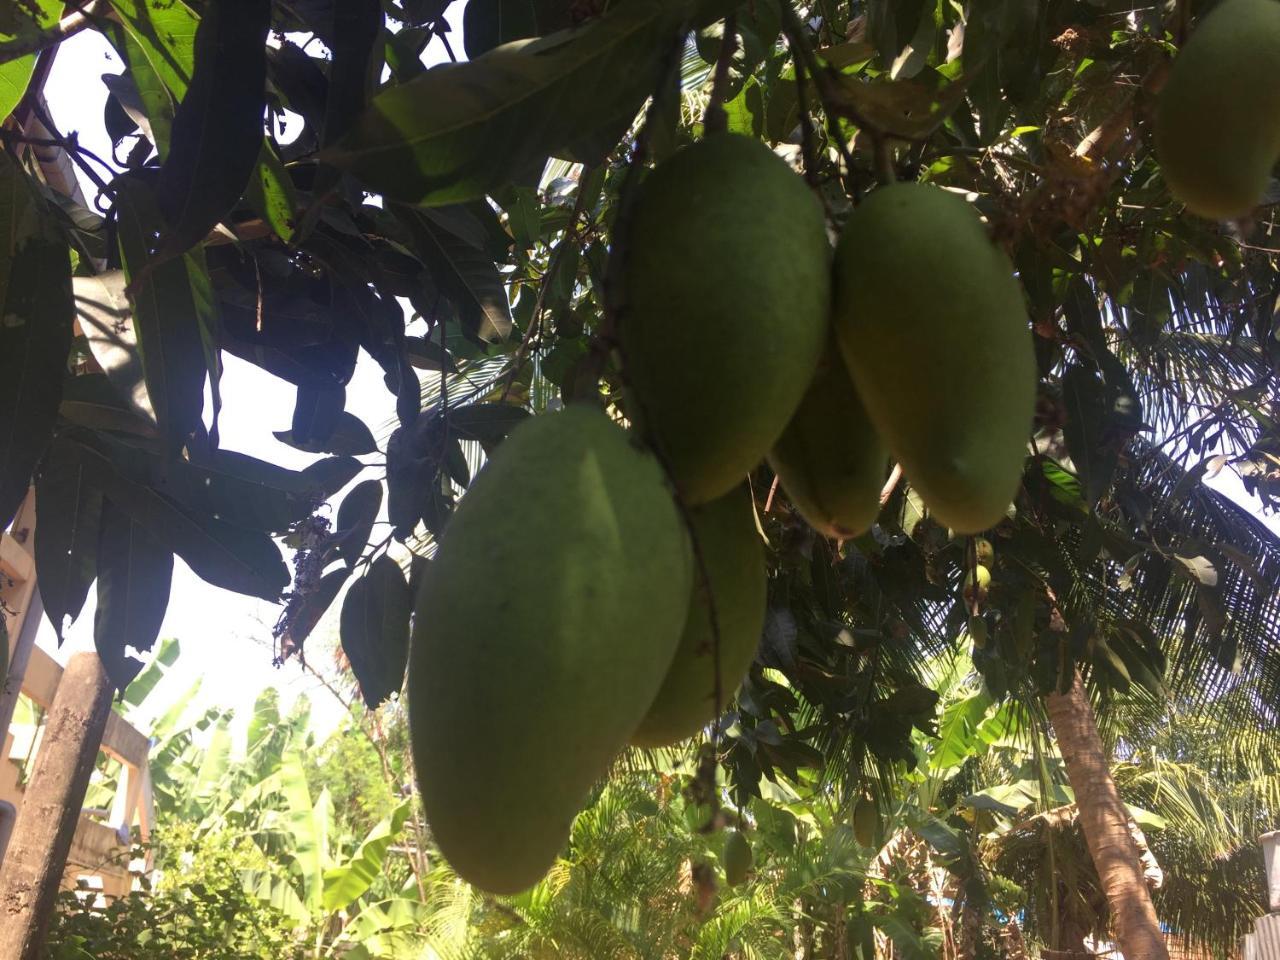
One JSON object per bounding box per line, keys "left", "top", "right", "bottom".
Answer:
{"left": 631, "top": 485, "right": 766, "bottom": 747}
{"left": 409, "top": 405, "right": 692, "bottom": 894}
{"left": 833, "top": 183, "right": 1034, "bottom": 534}
{"left": 621, "top": 133, "right": 830, "bottom": 505}
{"left": 768, "top": 345, "right": 887, "bottom": 538}
{"left": 853, "top": 795, "right": 877, "bottom": 848}
{"left": 723, "top": 830, "right": 752, "bottom": 886}
{"left": 1156, "top": 0, "right": 1280, "bottom": 220}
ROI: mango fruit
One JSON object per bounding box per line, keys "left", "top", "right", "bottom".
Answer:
{"left": 965, "top": 565, "right": 992, "bottom": 591}
{"left": 621, "top": 133, "right": 830, "bottom": 504}
{"left": 833, "top": 183, "right": 1034, "bottom": 534}
{"left": 408, "top": 405, "right": 692, "bottom": 894}
{"left": 1155, "top": 0, "right": 1280, "bottom": 220}
{"left": 768, "top": 346, "right": 888, "bottom": 538}
{"left": 631, "top": 485, "right": 766, "bottom": 747}
{"left": 723, "top": 830, "right": 752, "bottom": 886}
{"left": 853, "top": 795, "right": 877, "bottom": 848}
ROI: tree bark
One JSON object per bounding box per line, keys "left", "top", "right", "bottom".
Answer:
{"left": 0, "top": 652, "right": 115, "bottom": 960}
{"left": 1045, "top": 671, "right": 1169, "bottom": 960}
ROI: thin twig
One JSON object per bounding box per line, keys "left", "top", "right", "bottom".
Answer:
{"left": 879, "top": 463, "right": 903, "bottom": 506}
{"left": 764, "top": 475, "right": 780, "bottom": 513}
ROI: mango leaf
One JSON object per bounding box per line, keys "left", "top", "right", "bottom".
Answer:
{"left": 322, "top": 801, "right": 411, "bottom": 913}
{"left": 60, "top": 372, "right": 158, "bottom": 439}
{"left": 245, "top": 142, "right": 297, "bottom": 243}
{"left": 114, "top": 178, "right": 209, "bottom": 453}
{"left": 334, "top": 479, "right": 382, "bottom": 566}
{"left": 395, "top": 206, "right": 513, "bottom": 342}
{"left": 290, "top": 383, "right": 346, "bottom": 448}
{"left": 321, "top": 0, "right": 384, "bottom": 146}
{"left": 155, "top": 0, "right": 269, "bottom": 257}
{"left": 448, "top": 401, "right": 531, "bottom": 448}
{"left": 75, "top": 272, "right": 156, "bottom": 429}
{"left": 274, "top": 411, "right": 377, "bottom": 456}
{"left": 109, "top": 0, "right": 287, "bottom": 214}
{"left": 95, "top": 500, "right": 174, "bottom": 687}
{"left": 108, "top": 0, "right": 198, "bottom": 93}
{"left": 53, "top": 438, "right": 289, "bottom": 600}
{"left": 34, "top": 442, "right": 105, "bottom": 641}
{"left": 0, "top": 152, "right": 74, "bottom": 528}
{"left": 280, "top": 567, "right": 349, "bottom": 655}
{"left": 323, "top": 0, "right": 685, "bottom": 205}
{"left": 463, "top": 0, "right": 574, "bottom": 58}
{"left": 1062, "top": 362, "right": 1117, "bottom": 505}
{"left": 110, "top": 29, "right": 177, "bottom": 157}
{"left": 0, "top": 0, "right": 61, "bottom": 118}
{"left": 340, "top": 555, "right": 412, "bottom": 707}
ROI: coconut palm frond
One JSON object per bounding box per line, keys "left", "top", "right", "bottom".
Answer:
{"left": 1110, "top": 444, "right": 1280, "bottom": 724}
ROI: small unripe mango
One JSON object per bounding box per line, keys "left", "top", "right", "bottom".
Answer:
{"left": 768, "top": 346, "right": 888, "bottom": 539}
{"left": 723, "top": 830, "right": 752, "bottom": 886}
{"left": 621, "top": 134, "right": 830, "bottom": 504}
{"left": 632, "top": 486, "right": 766, "bottom": 747}
{"left": 409, "top": 406, "right": 692, "bottom": 894}
{"left": 1156, "top": 0, "right": 1280, "bottom": 220}
{"left": 833, "top": 183, "right": 1034, "bottom": 534}
{"left": 853, "top": 796, "right": 878, "bottom": 848}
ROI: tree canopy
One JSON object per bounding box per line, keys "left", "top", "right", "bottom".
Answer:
{"left": 2, "top": 0, "right": 1279, "bottom": 950}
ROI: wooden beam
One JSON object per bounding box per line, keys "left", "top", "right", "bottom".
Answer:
{"left": 0, "top": 652, "right": 114, "bottom": 960}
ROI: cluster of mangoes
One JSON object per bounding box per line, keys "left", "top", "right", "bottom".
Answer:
{"left": 407, "top": 131, "right": 1036, "bottom": 895}
{"left": 1156, "top": 0, "right": 1280, "bottom": 220}
{"left": 402, "top": 0, "right": 1279, "bottom": 896}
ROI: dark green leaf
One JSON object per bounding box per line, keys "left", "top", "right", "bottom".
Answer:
{"left": 274, "top": 411, "right": 377, "bottom": 456}
{"left": 281, "top": 567, "right": 349, "bottom": 655}
{"left": 1062, "top": 362, "right": 1118, "bottom": 505}
{"left": 0, "top": 152, "right": 74, "bottom": 528}
{"left": 154, "top": 0, "right": 269, "bottom": 256}
{"left": 462, "top": 0, "right": 574, "bottom": 58}
{"left": 299, "top": 456, "right": 364, "bottom": 499}
{"left": 321, "top": 0, "right": 383, "bottom": 146}
{"left": 290, "top": 383, "right": 346, "bottom": 447}
{"left": 60, "top": 373, "right": 158, "bottom": 439}
{"left": 53, "top": 438, "right": 289, "bottom": 600}
{"left": 95, "top": 499, "right": 174, "bottom": 687}
{"left": 340, "top": 555, "right": 413, "bottom": 707}
{"left": 404, "top": 335, "right": 457, "bottom": 372}
{"left": 34, "top": 442, "right": 105, "bottom": 641}
{"left": 245, "top": 143, "right": 298, "bottom": 243}
{"left": 448, "top": 402, "right": 531, "bottom": 447}
{"left": 114, "top": 178, "right": 209, "bottom": 453}
{"left": 74, "top": 272, "right": 156, "bottom": 430}
{"left": 323, "top": 0, "right": 684, "bottom": 205}
{"left": 395, "top": 206, "right": 513, "bottom": 342}
{"left": 334, "top": 479, "right": 382, "bottom": 566}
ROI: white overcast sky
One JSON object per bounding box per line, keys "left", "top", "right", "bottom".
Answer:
{"left": 31, "top": 14, "right": 1280, "bottom": 741}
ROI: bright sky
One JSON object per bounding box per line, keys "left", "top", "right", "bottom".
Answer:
{"left": 34, "top": 13, "right": 467, "bottom": 741}
{"left": 28, "top": 14, "right": 1280, "bottom": 741}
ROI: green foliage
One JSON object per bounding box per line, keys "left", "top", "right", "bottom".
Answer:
{"left": 45, "top": 831, "right": 298, "bottom": 960}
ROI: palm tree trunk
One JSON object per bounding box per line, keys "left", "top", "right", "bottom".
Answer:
{"left": 1045, "top": 671, "right": 1169, "bottom": 960}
